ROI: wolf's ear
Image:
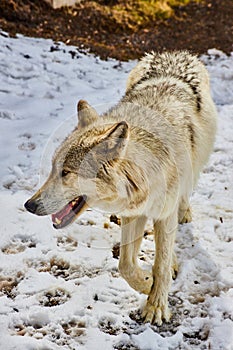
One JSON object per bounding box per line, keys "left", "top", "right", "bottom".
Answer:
{"left": 77, "top": 100, "right": 99, "bottom": 129}
{"left": 98, "top": 121, "right": 129, "bottom": 159}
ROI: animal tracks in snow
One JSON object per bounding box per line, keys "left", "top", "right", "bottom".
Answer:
{"left": 18, "top": 142, "right": 36, "bottom": 151}
{"left": 2, "top": 235, "right": 36, "bottom": 255}
{"left": 13, "top": 317, "right": 86, "bottom": 348}
{"left": 38, "top": 288, "right": 70, "bottom": 307}
{"left": 29, "top": 256, "right": 105, "bottom": 282}
{"left": 56, "top": 235, "right": 78, "bottom": 251}
{"left": 0, "top": 272, "right": 24, "bottom": 299}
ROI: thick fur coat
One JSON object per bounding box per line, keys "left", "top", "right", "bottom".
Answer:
{"left": 25, "top": 51, "right": 217, "bottom": 325}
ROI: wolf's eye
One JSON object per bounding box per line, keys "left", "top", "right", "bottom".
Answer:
{"left": 61, "top": 170, "right": 70, "bottom": 177}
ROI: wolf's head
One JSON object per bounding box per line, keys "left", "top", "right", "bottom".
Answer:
{"left": 24, "top": 100, "right": 146, "bottom": 229}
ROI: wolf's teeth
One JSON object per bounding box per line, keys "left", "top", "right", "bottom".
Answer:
{"left": 72, "top": 201, "right": 77, "bottom": 206}
{"left": 55, "top": 218, "right": 61, "bottom": 225}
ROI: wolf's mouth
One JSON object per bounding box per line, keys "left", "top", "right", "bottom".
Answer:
{"left": 52, "top": 195, "right": 87, "bottom": 229}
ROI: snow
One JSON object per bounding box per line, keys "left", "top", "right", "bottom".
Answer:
{"left": 0, "top": 31, "right": 232, "bottom": 350}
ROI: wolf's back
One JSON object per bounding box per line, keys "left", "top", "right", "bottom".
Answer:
{"left": 126, "top": 51, "right": 208, "bottom": 112}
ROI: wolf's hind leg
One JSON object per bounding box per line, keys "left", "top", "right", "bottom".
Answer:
{"left": 119, "top": 216, "right": 153, "bottom": 295}
{"left": 178, "top": 197, "right": 192, "bottom": 224}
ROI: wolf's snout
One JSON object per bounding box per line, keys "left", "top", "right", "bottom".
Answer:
{"left": 24, "top": 197, "right": 47, "bottom": 216}
{"left": 24, "top": 199, "right": 39, "bottom": 214}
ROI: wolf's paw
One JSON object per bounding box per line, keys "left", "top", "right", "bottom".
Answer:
{"left": 142, "top": 299, "right": 171, "bottom": 325}
{"left": 178, "top": 207, "right": 192, "bottom": 224}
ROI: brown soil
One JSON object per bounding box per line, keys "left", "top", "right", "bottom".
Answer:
{"left": 0, "top": 0, "right": 232, "bottom": 60}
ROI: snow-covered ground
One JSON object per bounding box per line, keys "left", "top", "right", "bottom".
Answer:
{"left": 0, "top": 32, "right": 232, "bottom": 350}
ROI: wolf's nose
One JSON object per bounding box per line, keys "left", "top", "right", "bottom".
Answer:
{"left": 24, "top": 199, "right": 38, "bottom": 214}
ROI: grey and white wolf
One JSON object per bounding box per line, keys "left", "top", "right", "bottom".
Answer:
{"left": 25, "top": 51, "right": 217, "bottom": 325}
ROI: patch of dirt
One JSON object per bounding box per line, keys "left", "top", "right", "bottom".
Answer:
{"left": 112, "top": 242, "right": 120, "bottom": 259}
{"left": 0, "top": 0, "right": 232, "bottom": 61}
{"left": 110, "top": 214, "right": 121, "bottom": 226}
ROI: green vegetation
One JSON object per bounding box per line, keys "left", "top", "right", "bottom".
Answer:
{"left": 93, "top": 0, "right": 202, "bottom": 29}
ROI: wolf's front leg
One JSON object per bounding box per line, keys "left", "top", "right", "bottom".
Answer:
{"left": 142, "top": 211, "right": 177, "bottom": 325}
{"left": 118, "top": 216, "right": 153, "bottom": 295}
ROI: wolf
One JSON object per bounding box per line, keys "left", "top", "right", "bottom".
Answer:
{"left": 25, "top": 51, "right": 217, "bottom": 325}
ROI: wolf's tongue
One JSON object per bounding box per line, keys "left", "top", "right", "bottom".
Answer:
{"left": 52, "top": 196, "right": 87, "bottom": 229}
{"left": 52, "top": 203, "right": 73, "bottom": 222}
